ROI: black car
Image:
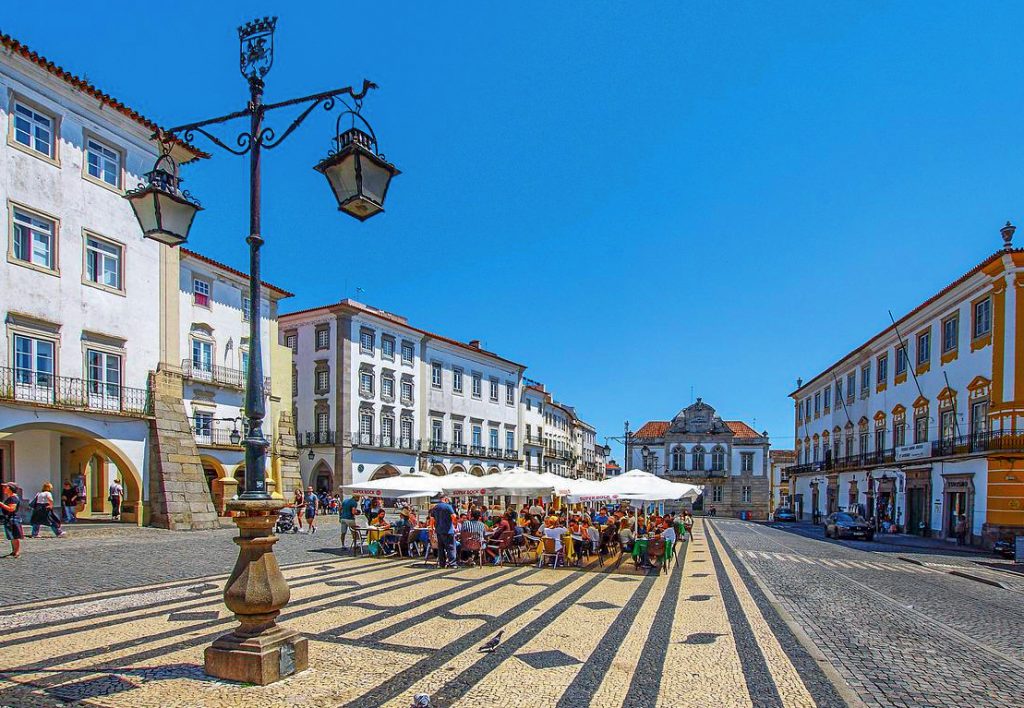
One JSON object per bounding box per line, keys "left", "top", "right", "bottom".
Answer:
{"left": 774, "top": 507, "right": 797, "bottom": 522}
{"left": 825, "top": 512, "right": 874, "bottom": 541}
{"left": 992, "top": 538, "right": 1017, "bottom": 559}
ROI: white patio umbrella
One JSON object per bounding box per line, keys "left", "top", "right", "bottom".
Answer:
{"left": 439, "top": 471, "right": 496, "bottom": 496}
{"left": 562, "top": 477, "right": 620, "bottom": 504}
{"left": 348, "top": 471, "right": 444, "bottom": 499}
{"left": 484, "top": 468, "right": 559, "bottom": 496}
{"left": 602, "top": 469, "right": 698, "bottom": 501}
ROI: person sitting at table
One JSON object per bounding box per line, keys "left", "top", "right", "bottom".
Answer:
{"left": 543, "top": 516, "right": 569, "bottom": 551}
{"left": 662, "top": 522, "right": 676, "bottom": 546}
{"left": 486, "top": 511, "right": 514, "bottom": 564}
{"left": 586, "top": 520, "right": 601, "bottom": 553}
{"left": 526, "top": 514, "right": 542, "bottom": 536}
{"left": 371, "top": 510, "right": 398, "bottom": 555}
{"left": 394, "top": 508, "right": 417, "bottom": 556}
{"left": 459, "top": 509, "right": 487, "bottom": 563}
{"left": 618, "top": 523, "right": 635, "bottom": 553}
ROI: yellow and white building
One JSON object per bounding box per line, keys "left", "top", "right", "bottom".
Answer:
{"left": 787, "top": 225, "right": 1024, "bottom": 546}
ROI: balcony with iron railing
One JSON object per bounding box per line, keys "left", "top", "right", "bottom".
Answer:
{"left": 193, "top": 422, "right": 245, "bottom": 448}
{"left": 784, "top": 429, "right": 1024, "bottom": 477}
{"left": 297, "top": 430, "right": 336, "bottom": 446}
{"left": 523, "top": 435, "right": 545, "bottom": 446}
{"left": 352, "top": 434, "right": 419, "bottom": 451}
{"left": 660, "top": 465, "right": 729, "bottom": 479}
{"left": 0, "top": 367, "right": 151, "bottom": 417}
{"left": 181, "top": 359, "right": 271, "bottom": 393}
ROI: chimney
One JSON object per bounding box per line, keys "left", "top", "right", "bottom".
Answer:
{"left": 468, "top": 339, "right": 481, "bottom": 349}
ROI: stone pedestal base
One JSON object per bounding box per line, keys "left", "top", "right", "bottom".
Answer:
{"left": 205, "top": 624, "right": 308, "bottom": 685}
{"left": 204, "top": 498, "right": 307, "bottom": 685}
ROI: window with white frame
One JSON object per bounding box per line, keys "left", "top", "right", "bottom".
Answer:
{"left": 917, "top": 330, "right": 930, "bottom": 365}
{"left": 193, "top": 278, "right": 211, "bottom": 307}
{"left": 12, "top": 207, "right": 56, "bottom": 270}
{"left": 877, "top": 354, "right": 888, "bottom": 384}
{"left": 85, "top": 138, "right": 121, "bottom": 187}
{"left": 431, "top": 362, "right": 442, "bottom": 388}
{"left": 13, "top": 101, "right": 55, "bottom": 157}
{"left": 741, "top": 485, "right": 752, "bottom": 503}
{"left": 241, "top": 350, "right": 249, "bottom": 377}
{"left": 712, "top": 485, "right": 723, "bottom": 503}
{"left": 823, "top": 386, "right": 831, "bottom": 410}
{"left": 359, "top": 412, "right": 373, "bottom": 443}
{"left": 692, "top": 446, "right": 705, "bottom": 470}
{"left": 360, "top": 328, "right": 374, "bottom": 354}
{"left": 191, "top": 338, "right": 212, "bottom": 373}
{"left": 316, "top": 409, "right": 329, "bottom": 433}
{"left": 193, "top": 411, "right": 213, "bottom": 440}
{"left": 291, "top": 369, "right": 297, "bottom": 397}
{"left": 381, "top": 375, "right": 394, "bottom": 400}
{"left": 914, "top": 416, "right": 928, "bottom": 444}
{"left": 84, "top": 235, "right": 122, "bottom": 290}
{"left": 401, "top": 418, "right": 413, "bottom": 446}
{"left": 381, "top": 415, "right": 394, "bottom": 445}
{"left": 14, "top": 334, "right": 54, "bottom": 385}
{"left": 472, "top": 372, "right": 482, "bottom": 398}
{"left": 846, "top": 372, "right": 855, "bottom": 402}
{"left": 472, "top": 425, "right": 482, "bottom": 447}
{"left": 453, "top": 422, "right": 463, "bottom": 445}
{"left": 359, "top": 371, "right": 373, "bottom": 396}
{"left": 741, "top": 452, "right": 754, "bottom": 472}
{"left": 893, "top": 421, "right": 906, "bottom": 447}
{"left": 974, "top": 297, "right": 992, "bottom": 339}
{"left": 895, "top": 346, "right": 907, "bottom": 375}
{"left": 400, "top": 379, "right": 413, "bottom": 402}
{"left": 971, "top": 400, "right": 988, "bottom": 438}
{"left": 401, "top": 341, "right": 414, "bottom": 364}
{"left": 431, "top": 419, "right": 443, "bottom": 443}
{"left": 316, "top": 326, "right": 330, "bottom": 349}
{"left": 711, "top": 446, "right": 725, "bottom": 471}
{"left": 242, "top": 296, "right": 251, "bottom": 322}
{"left": 489, "top": 428, "right": 499, "bottom": 450}
{"left": 315, "top": 369, "right": 329, "bottom": 392}
{"left": 381, "top": 335, "right": 395, "bottom": 360}
{"left": 506, "top": 382, "right": 514, "bottom": 405}
{"left": 285, "top": 333, "right": 297, "bottom": 351}
{"left": 488, "top": 378, "right": 499, "bottom": 401}
{"left": 452, "top": 367, "right": 463, "bottom": 393}
{"left": 506, "top": 430, "right": 515, "bottom": 451}
{"left": 671, "top": 447, "right": 684, "bottom": 471}
{"left": 942, "top": 315, "right": 959, "bottom": 352}
{"left": 814, "top": 392, "right": 820, "bottom": 416}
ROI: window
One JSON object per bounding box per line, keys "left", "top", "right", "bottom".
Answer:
{"left": 431, "top": 362, "right": 442, "bottom": 388}
{"left": 895, "top": 346, "right": 908, "bottom": 375}
{"left": 285, "top": 333, "right": 297, "bottom": 351}
{"left": 814, "top": 392, "right": 820, "bottom": 416}
{"left": 241, "top": 350, "right": 249, "bottom": 377}
{"left": 360, "top": 413, "right": 374, "bottom": 443}
{"left": 671, "top": 448, "right": 684, "bottom": 471}
{"left": 472, "top": 425, "right": 482, "bottom": 447}
{"left": 191, "top": 338, "right": 212, "bottom": 373}
{"left": 971, "top": 400, "right": 988, "bottom": 438}
{"left": 846, "top": 372, "right": 855, "bottom": 402}
{"left": 860, "top": 364, "right": 871, "bottom": 393}
{"left": 916, "top": 331, "right": 930, "bottom": 366}
{"left": 506, "top": 382, "right": 515, "bottom": 405}
{"left": 13, "top": 100, "right": 55, "bottom": 157}
{"left": 711, "top": 486, "right": 723, "bottom": 503}
{"left": 315, "top": 369, "right": 329, "bottom": 393}
{"left": 877, "top": 354, "right": 888, "bottom": 384}
{"left": 193, "top": 412, "right": 212, "bottom": 440}
{"left": 193, "top": 279, "right": 210, "bottom": 307}
{"left": 894, "top": 421, "right": 906, "bottom": 447}
{"left": 401, "top": 341, "right": 414, "bottom": 364}
{"left": 453, "top": 422, "right": 464, "bottom": 445}
{"left": 942, "top": 315, "right": 959, "bottom": 352}
{"left": 359, "top": 371, "right": 373, "bottom": 396}
{"left": 914, "top": 416, "right": 928, "bottom": 444}
{"left": 291, "top": 369, "right": 297, "bottom": 397}
{"left": 14, "top": 335, "right": 54, "bottom": 385}
{"left": 711, "top": 447, "right": 725, "bottom": 471}
{"left": 741, "top": 486, "right": 752, "bottom": 503}
{"left": 859, "top": 431, "right": 869, "bottom": 457}
{"left": 804, "top": 398, "right": 811, "bottom": 420}
{"left": 360, "top": 328, "right": 375, "bottom": 354}
{"left": 316, "top": 409, "right": 329, "bottom": 433}
{"left": 316, "top": 327, "right": 330, "bottom": 350}
{"left": 85, "top": 138, "right": 121, "bottom": 187}
{"left": 12, "top": 207, "right": 56, "bottom": 270}
{"left": 378, "top": 336, "right": 394, "bottom": 360}
{"left": 431, "top": 419, "right": 443, "bottom": 443}
{"left": 823, "top": 386, "right": 831, "bottom": 410}
{"left": 242, "top": 296, "right": 251, "bottom": 322}
{"left": 472, "top": 373, "right": 482, "bottom": 398}
{"left": 973, "top": 298, "right": 992, "bottom": 339}
{"left": 835, "top": 379, "right": 843, "bottom": 403}
{"left": 381, "top": 415, "right": 394, "bottom": 445}
{"left": 874, "top": 428, "right": 885, "bottom": 452}
{"left": 84, "top": 235, "right": 122, "bottom": 290}
{"left": 692, "top": 447, "right": 705, "bottom": 470}
{"left": 489, "top": 378, "right": 499, "bottom": 401}
{"left": 741, "top": 452, "right": 754, "bottom": 473}
{"left": 382, "top": 375, "right": 394, "bottom": 400}
{"left": 940, "top": 410, "right": 955, "bottom": 442}
{"left": 506, "top": 430, "right": 515, "bottom": 451}
{"left": 401, "top": 380, "right": 413, "bottom": 402}
{"left": 489, "top": 428, "right": 499, "bottom": 449}
{"left": 833, "top": 437, "right": 841, "bottom": 461}
{"left": 401, "top": 418, "right": 413, "bottom": 446}
{"left": 453, "top": 367, "right": 463, "bottom": 393}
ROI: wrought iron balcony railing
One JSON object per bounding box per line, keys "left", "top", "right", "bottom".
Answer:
{"left": 298, "top": 430, "right": 336, "bottom": 446}
{"left": 450, "top": 443, "right": 468, "bottom": 455}
{"left": 193, "top": 424, "right": 244, "bottom": 447}
{"left": 504, "top": 449, "right": 519, "bottom": 460}
{"left": 427, "top": 440, "right": 448, "bottom": 453}
{"left": 353, "top": 434, "right": 418, "bottom": 451}
{"left": 181, "top": 359, "right": 271, "bottom": 393}
{"left": 0, "top": 367, "right": 151, "bottom": 417}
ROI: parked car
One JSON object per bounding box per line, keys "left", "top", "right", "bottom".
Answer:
{"left": 992, "top": 538, "right": 1016, "bottom": 559}
{"left": 824, "top": 512, "right": 874, "bottom": 541}
{"left": 774, "top": 507, "right": 797, "bottom": 522}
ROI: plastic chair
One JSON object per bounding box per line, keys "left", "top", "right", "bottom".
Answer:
{"left": 647, "top": 537, "right": 667, "bottom": 573}
{"left": 460, "top": 531, "right": 485, "bottom": 566}
{"left": 538, "top": 536, "right": 564, "bottom": 568}
{"left": 349, "top": 527, "right": 367, "bottom": 556}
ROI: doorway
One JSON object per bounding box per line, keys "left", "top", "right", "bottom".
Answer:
{"left": 906, "top": 488, "right": 928, "bottom": 536}
{"left": 946, "top": 491, "right": 967, "bottom": 539}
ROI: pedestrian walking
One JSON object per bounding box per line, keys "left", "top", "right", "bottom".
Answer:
{"left": 304, "top": 485, "right": 319, "bottom": 534}
{"left": 430, "top": 495, "right": 457, "bottom": 568}
{"left": 108, "top": 478, "right": 124, "bottom": 520}
{"left": 30, "top": 483, "right": 65, "bottom": 537}
{"left": 954, "top": 515, "right": 968, "bottom": 546}
{"left": 1, "top": 482, "right": 24, "bottom": 558}
{"left": 61, "top": 481, "right": 79, "bottom": 523}
{"left": 292, "top": 488, "right": 305, "bottom": 531}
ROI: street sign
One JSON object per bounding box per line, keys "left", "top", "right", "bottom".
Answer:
{"left": 895, "top": 443, "right": 929, "bottom": 461}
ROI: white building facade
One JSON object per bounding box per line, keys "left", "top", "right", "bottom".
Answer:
{"left": 787, "top": 233, "right": 1024, "bottom": 546}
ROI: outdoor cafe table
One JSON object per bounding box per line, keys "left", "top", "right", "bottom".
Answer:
{"left": 631, "top": 537, "right": 671, "bottom": 565}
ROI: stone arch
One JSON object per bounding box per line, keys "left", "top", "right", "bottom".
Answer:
{"left": 1, "top": 421, "right": 143, "bottom": 525}
{"left": 231, "top": 463, "right": 246, "bottom": 495}
{"left": 486, "top": 466, "right": 501, "bottom": 475}
{"left": 310, "top": 460, "right": 333, "bottom": 493}
{"left": 428, "top": 463, "right": 448, "bottom": 476}
{"left": 370, "top": 464, "right": 401, "bottom": 481}
{"left": 469, "top": 465, "right": 486, "bottom": 476}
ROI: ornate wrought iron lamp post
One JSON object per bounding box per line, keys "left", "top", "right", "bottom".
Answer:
{"left": 125, "top": 17, "right": 398, "bottom": 685}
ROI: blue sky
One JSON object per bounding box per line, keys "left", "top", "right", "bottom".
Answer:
{"left": 9, "top": 2, "right": 1024, "bottom": 461}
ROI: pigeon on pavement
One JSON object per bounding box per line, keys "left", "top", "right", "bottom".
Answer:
{"left": 479, "top": 630, "right": 503, "bottom": 653}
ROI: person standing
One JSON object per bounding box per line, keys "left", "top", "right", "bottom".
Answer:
{"left": 954, "top": 515, "right": 968, "bottom": 546}
{"left": 1, "top": 482, "right": 24, "bottom": 558}
{"left": 30, "top": 483, "right": 65, "bottom": 537}
{"left": 304, "top": 485, "right": 320, "bottom": 534}
{"left": 339, "top": 493, "right": 361, "bottom": 552}
{"left": 61, "top": 481, "right": 79, "bottom": 524}
{"left": 430, "top": 495, "right": 457, "bottom": 568}
{"left": 108, "top": 478, "right": 124, "bottom": 521}
{"left": 293, "top": 488, "right": 306, "bottom": 531}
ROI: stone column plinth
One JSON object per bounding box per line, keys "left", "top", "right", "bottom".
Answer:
{"left": 204, "top": 498, "right": 307, "bottom": 685}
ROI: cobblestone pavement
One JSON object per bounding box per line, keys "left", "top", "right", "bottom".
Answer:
{"left": 708, "top": 519, "right": 1024, "bottom": 708}
{"left": 0, "top": 519, "right": 857, "bottom": 707}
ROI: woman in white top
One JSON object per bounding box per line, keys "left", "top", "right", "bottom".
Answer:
{"left": 543, "top": 520, "right": 569, "bottom": 551}
{"left": 30, "top": 482, "right": 65, "bottom": 538}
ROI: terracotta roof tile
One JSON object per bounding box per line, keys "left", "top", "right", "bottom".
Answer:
{"left": 0, "top": 32, "right": 207, "bottom": 161}
{"left": 181, "top": 248, "right": 293, "bottom": 298}
{"left": 634, "top": 421, "right": 669, "bottom": 438}
{"left": 725, "top": 421, "right": 760, "bottom": 438}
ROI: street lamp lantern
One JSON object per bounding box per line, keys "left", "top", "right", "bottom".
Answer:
{"left": 229, "top": 425, "right": 242, "bottom": 446}
{"left": 124, "top": 156, "right": 202, "bottom": 246}
{"left": 307, "top": 448, "right": 315, "bottom": 461}
{"left": 315, "top": 127, "right": 400, "bottom": 221}
{"left": 602, "top": 444, "right": 612, "bottom": 457}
